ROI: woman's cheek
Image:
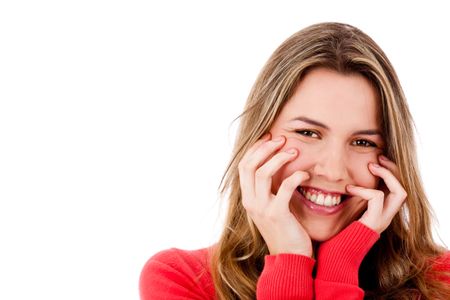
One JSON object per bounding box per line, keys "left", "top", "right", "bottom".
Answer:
{"left": 279, "top": 139, "right": 316, "bottom": 171}
{"left": 349, "top": 153, "right": 380, "bottom": 189}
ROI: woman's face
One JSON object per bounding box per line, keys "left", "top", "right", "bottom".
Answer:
{"left": 270, "top": 67, "right": 385, "bottom": 242}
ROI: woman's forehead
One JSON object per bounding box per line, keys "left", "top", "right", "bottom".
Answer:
{"left": 280, "top": 68, "right": 381, "bottom": 129}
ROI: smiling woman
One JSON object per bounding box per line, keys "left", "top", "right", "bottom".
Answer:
{"left": 268, "top": 67, "right": 385, "bottom": 242}
{"left": 139, "top": 22, "right": 450, "bottom": 299}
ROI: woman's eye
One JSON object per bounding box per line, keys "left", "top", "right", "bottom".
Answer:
{"left": 296, "top": 130, "right": 319, "bottom": 138}
{"left": 296, "top": 131, "right": 378, "bottom": 148}
{"left": 353, "top": 139, "right": 377, "bottom": 148}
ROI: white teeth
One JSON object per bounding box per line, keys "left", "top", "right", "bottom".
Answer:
{"left": 332, "top": 196, "right": 338, "bottom": 205}
{"left": 300, "top": 187, "right": 341, "bottom": 207}
{"left": 316, "top": 194, "right": 325, "bottom": 205}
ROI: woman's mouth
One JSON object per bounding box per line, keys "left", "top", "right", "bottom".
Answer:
{"left": 295, "top": 186, "right": 351, "bottom": 215}
{"left": 297, "top": 186, "right": 350, "bottom": 206}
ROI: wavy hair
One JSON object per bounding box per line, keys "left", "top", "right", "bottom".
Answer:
{"left": 210, "top": 22, "right": 449, "bottom": 299}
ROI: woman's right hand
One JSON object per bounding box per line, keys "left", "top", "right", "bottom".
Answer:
{"left": 238, "top": 133, "right": 313, "bottom": 257}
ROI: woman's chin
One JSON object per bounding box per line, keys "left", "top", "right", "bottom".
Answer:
{"left": 294, "top": 200, "right": 367, "bottom": 242}
{"left": 303, "top": 221, "right": 345, "bottom": 242}
{"left": 307, "top": 229, "right": 338, "bottom": 242}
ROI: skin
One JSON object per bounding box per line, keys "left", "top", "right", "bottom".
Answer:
{"left": 239, "top": 67, "right": 407, "bottom": 257}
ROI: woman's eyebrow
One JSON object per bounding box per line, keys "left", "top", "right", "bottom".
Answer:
{"left": 289, "top": 116, "right": 382, "bottom": 136}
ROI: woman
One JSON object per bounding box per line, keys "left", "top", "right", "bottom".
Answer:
{"left": 140, "top": 22, "right": 450, "bottom": 299}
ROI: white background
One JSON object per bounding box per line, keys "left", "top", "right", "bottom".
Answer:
{"left": 1, "top": 1, "right": 449, "bottom": 299}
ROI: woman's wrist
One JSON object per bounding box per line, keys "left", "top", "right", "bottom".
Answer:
{"left": 268, "top": 242, "right": 313, "bottom": 257}
{"left": 258, "top": 253, "right": 315, "bottom": 298}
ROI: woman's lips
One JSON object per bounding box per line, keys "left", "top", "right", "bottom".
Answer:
{"left": 294, "top": 187, "right": 349, "bottom": 216}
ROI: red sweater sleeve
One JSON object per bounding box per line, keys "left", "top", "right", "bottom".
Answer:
{"left": 255, "top": 221, "right": 379, "bottom": 299}
{"left": 315, "top": 221, "right": 380, "bottom": 299}
{"left": 257, "top": 254, "right": 315, "bottom": 299}
{"left": 139, "top": 248, "right": 215, "bottom": 300}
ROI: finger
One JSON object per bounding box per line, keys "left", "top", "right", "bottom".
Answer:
{"left": 346, "top": 185, "right": 384, "bottom": 215}
{"left": 255, "top": 148, "right": 298, "bottom": 199}
{"left": 369, "top": 163, "right": 406, "bottom": 198}
{"left": 239, "top": 167, "right": 254, "bottom": 211}
{"left": 276, "top": 171, "right": 310, "bottom": 211}
{"left": 246, "top": 136, "right": 287, "bottom": 169}
{"left": 239, "top": 134, "right": 282, "bottom": 210}
{"left": 240, "top": 132, "right": 271, "bottom": 163}
{"left": 368, "top": 163, "right": 407, "bottom": 217}
{"left": 378, "top": 155, "right": 400, "bottom": 178}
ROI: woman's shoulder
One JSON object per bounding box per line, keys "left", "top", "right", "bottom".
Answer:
{"left": 430, "top": 250, "right": 450, "bottom": 271}
{"left": 144, "top": 247, "right": 211, "bottom": 270}
{"left": 139, "top": 246, "right": 216, "bottom": 299}
{"left": 426, "top": 250, "right": 450, "bottom": 285}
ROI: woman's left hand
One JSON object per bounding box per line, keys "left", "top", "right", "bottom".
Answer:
{"left": 345, "top": 155, "right": 407, "bottom": 234}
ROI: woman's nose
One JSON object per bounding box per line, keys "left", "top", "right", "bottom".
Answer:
{"left": 312, "top": 147, "right": 349, "bottom": 182}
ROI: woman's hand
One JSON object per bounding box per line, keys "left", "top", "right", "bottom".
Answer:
{"left": 346, "top": 155, "right": 407, "bottom": 234}
{"left": 238, "top": 133, "right": 312, "bottom": 257}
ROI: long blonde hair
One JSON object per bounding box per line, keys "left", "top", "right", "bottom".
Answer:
{"left": 210, "top": 22, "right": 449, "bottom": 299}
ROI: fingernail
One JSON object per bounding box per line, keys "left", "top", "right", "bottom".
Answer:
{"left": 286, "top": 148, "right": 297, "bottom": 155}
{"left": 347, "top": 184, "right": 355, "bottom": 189}
{"left": 370, "top": 162, "right": 380, "bottom": 168}
{"left": 379, "top": 155, "right": 388, "bottom": 161}
{"left": 273, "top": 136, "right": 284, "bottom": 142}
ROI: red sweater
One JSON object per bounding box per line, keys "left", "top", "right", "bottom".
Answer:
{"left": 140, "top": 221, "right": 450, "bottom": 299}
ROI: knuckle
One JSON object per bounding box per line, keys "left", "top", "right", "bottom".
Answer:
{"left": 284, "top": 176, "right": 298, "bottom": 189}
{"left": 241, "top": 199, "right": 253, "bottom": 212}
{"left": 280, "top": 150, "right": 296, "bottom": 160}
{"left": 295, "top": 170, "right": 308, "bottom": 180}
{"left": 238, "top": 160, "right": 253, "bottom": 173}
{"left": 375, "top": 190, "right": 385, "bottom": 199}
{"left": 292, "top": 171, "right": 308, "bottom": 182}
{"left": 257, "top": 143, "right": 271, "bottom": 153}
{"left": 262, "top": 140, "right": 282, "bottom": 152}
{"left": 281, "top": 175, "right": 297, "bottom": 189}
{"left": 265, "top": 139, "right": 280, "bottom": 147}
{"left": 255, "top": 168, "right": 269, "bottom": 179}
{"left": 281, "top": 172, "right": 301, "bottom": 189}
{"left": 238, "top": 159, "right": 246, "bottom": 170}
